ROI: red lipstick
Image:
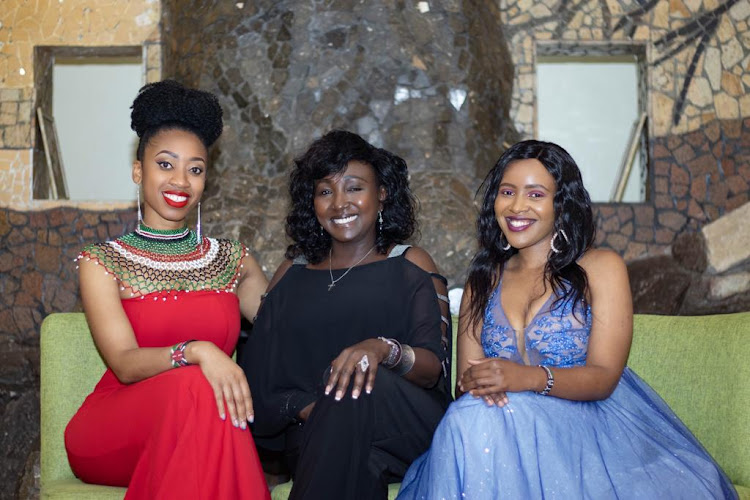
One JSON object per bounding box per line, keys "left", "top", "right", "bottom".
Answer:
{"left": 163, "top": 191, "right": 190, "bottom": 208}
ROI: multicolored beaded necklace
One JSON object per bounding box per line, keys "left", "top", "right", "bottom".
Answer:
{"left": 76, "top": 223, "right": 246, "bottom": 299}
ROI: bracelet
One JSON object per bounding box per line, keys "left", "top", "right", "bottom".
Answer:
{"left": 537, "top": 365, "right": 554, "bottom": 396}
{"left": 170, "top": 340, "right": 196, "bottom": 368}
{"left": 377, "top": 337, "right": 402, "bottom": 368}
{"left": 393, "top": 344, "right": 416, "bottom": 376}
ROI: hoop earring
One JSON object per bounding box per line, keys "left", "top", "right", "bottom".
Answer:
{"left": 500, "top": 233, "right": 511, "bottom": 251}
{"left": 137, "top": 186, "right": 142, "bottom": 224}
{"left": 196, "top": 202, "right": 202, "bottom": 254}
{"left": 378, "top": 210, "right": 383, "bottom": 233}
{"left": 550, "top": 229, "right": 569, "bottom": 254}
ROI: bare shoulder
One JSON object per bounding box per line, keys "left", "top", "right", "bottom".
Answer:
{"left": 579, "top": 247, "right": 626, "bottom": 275}
{"left": 579, "top": 248, "right": 630, "bottom": 296}
{"left": 403, "top": 245, "right": 439, "bottom": 274}
{"left": 78, "top": 255, "right": 119, "bottom": 288}
{"left": 266, "top": 259, "right": 295, "bottom": 292}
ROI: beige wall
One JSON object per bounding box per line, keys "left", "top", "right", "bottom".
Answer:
{"left": 0, "top": 0, "right": 161, "bottom": 209}
{"left": 500, "top": 0, "right": 750, "bottom": 139}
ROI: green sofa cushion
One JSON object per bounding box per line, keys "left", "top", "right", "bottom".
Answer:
{"left": 627, "top": 312, "right": 750, "bottom": 490}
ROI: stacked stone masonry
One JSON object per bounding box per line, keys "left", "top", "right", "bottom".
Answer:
{"left": 0, "top": 207, "right": 137, "bottom": 500}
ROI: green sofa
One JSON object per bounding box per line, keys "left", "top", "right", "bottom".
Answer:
{"left": 41, "top": 312, "right": 749, "bottom": 499}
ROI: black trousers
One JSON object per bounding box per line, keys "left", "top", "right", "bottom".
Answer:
{"left": 287, "top": 368, "right": 448, "bottom": 500}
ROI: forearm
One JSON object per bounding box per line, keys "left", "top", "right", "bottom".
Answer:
{"left": 542, "top": 364, "right": 623, "bottom": 401}
{"left": 111, "top": 340, "right": 220, "bottom": 384}
{"left": 403, "top": 347, "right": 442, "bottom": 388}
{"left": 461, "top": 358, "right": 623, "bottom": 402}
{"left": 377, "top": 337, "right": 442, "bottom": 388}
{"left": 109, "top": 345, "right": 177, "bottom": 384}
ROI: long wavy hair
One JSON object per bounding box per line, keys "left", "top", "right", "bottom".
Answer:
{"left": 285, "top": 130, "right": 418, "bottom": 264}
{"left": 465, "top": 140, "right": 596, "bottom": 332}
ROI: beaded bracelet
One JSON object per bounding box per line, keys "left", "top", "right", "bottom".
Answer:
{"left": 377, "top": 337, "right": 402, "bottom": 368}
{"left": 537, "top": 365, "right": 555, "bottom": 396}
{"left": 170, "top": 340, "right": 196, "bottom": 368}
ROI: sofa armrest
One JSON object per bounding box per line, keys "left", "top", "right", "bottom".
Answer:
{"left": 40, "top": 313, "right": 108, "bottom": 486}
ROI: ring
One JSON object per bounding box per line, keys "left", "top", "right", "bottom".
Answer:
{"left": 358, "top": 354, "right": 370, "bottom": 372}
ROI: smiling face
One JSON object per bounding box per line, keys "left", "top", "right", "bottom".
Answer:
{"left": 313, "top": 160, "right": 386, "bottom": 246}
{"left": 132, "top": 128, "right": 207, "bottom": 230}
{"left": 494, "top": 158, "right": 557, "bottom": 252}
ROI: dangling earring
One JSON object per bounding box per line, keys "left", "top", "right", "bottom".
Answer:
{"left": 378, "top": 210, "right": 383, "bottom": 233}
{"left": 136, "top": 185, "right": 143, "bottom": 225}
{"left": 550, "top": 229, "right": 569, "bottom": 254}
{"left": 196, "top": 202, "right": 202, "bottom": 254}
{"left": 500, "top": 232, "right": 511, "bottom": 251}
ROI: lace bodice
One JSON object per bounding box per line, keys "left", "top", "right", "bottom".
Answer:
{"left": 481, "top": 282, "right": 591, "bottom": 368}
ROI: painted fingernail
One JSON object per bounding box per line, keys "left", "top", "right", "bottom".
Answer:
{"left": 220, "top": 413, "right": 226, "bottom": 421}
{"left": 365, "top": 386, "right": 372, "bottom": 394}
{"left": 325, "top": 385, "right": 332, "bottom": 395}
{"left": 335, "top": 390, "right": 343, "bottom": 401}
{"left": 248, "top": 414, "right": 254, "bottom": 424}
{"left": 240, "top": 421, "right": 247, "bottom": 430}
{"left": 233, "top": 419, "right": 239, "bottom": 427}
{"left": 352, "top": 389, "right": 360, "bottom": 399}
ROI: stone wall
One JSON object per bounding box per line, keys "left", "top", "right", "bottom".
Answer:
{"left": 594, "top": 117, "right": 750, "bottom": 261}
{"left": 0, "top": 207, "right": 137, "bottom": 499}
{"left": 160, "top": 0, "right": 519, "bottom": 285}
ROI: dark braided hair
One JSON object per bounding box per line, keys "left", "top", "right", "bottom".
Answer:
{"left": 465, "top": 140, "right": 596, "bottom": 334}
{"left": 285, "top": 130, "right": 418, "bottom": 264}
{"left": 130, "top": 80, "right": 223, "bottom": 160}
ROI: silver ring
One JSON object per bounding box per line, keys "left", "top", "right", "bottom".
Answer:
{"left": 358, "top": 354, "right": 370, "bottom": 372}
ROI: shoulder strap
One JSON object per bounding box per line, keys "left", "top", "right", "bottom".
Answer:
{"left": 292, "top": 255, "right": 308, "bottom": 265}
{"left": 387, "top": 244, "right": 411, "bottom": 258}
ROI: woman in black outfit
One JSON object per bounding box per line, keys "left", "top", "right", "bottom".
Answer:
{"left": 242, "top": 130, "right": 452, "bottom": 499}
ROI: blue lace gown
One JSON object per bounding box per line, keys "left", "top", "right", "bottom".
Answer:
{"left": 398, "top": 283, "right": 737, "bottom": 499}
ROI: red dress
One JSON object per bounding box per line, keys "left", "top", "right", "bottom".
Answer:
{"left": 65, "top": 228, "right": 270, "bottom": 499}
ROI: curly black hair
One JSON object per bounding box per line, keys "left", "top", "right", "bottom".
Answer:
{"left": 465, "top": 140, "right": 596, "bottom": 333}
{"left": 130, "top": 80, "right": 223, "bottom": 161}
{"left": 285, "top": 130, "right": 418, "bottom": 264}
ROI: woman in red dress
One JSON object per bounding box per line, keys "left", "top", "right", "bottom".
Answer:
{"left": 65, "top": 80, "right": 271, "bottom": 499}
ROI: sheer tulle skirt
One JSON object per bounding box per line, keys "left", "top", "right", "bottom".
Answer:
{"left": 398, "top": 368, "right": 737, "bottom": 499}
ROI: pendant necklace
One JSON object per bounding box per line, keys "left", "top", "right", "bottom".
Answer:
{"left": 328, "top": 245, "right": 376, "bottom": 291}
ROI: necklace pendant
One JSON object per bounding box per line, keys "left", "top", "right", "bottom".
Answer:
{"left": 328, "top": 283, "right": 335, "bottom": 292}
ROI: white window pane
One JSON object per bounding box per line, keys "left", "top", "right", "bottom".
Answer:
{"left": 537, "top": 59, "right": 644, "bottom": 202}
{"left": 53, "top": 61, "right": 141, "bottom": 201}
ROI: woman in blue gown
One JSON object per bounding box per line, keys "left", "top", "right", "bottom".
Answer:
{"left": 398, "top": 140, "right": 737, "bottom": 499}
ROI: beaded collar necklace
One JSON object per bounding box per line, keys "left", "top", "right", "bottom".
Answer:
{"left": 121, "top": 223, "right": 203, "bottom": 257}
{"left": 76, "top": 224, "right": 246, "bottom": 299}
{"left": 135, "top": 223, "right": 190, "bottom": 240}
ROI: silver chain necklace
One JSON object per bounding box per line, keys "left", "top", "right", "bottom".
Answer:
{"left": 328, "top": 245, "right": 376, "bottom": 291}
